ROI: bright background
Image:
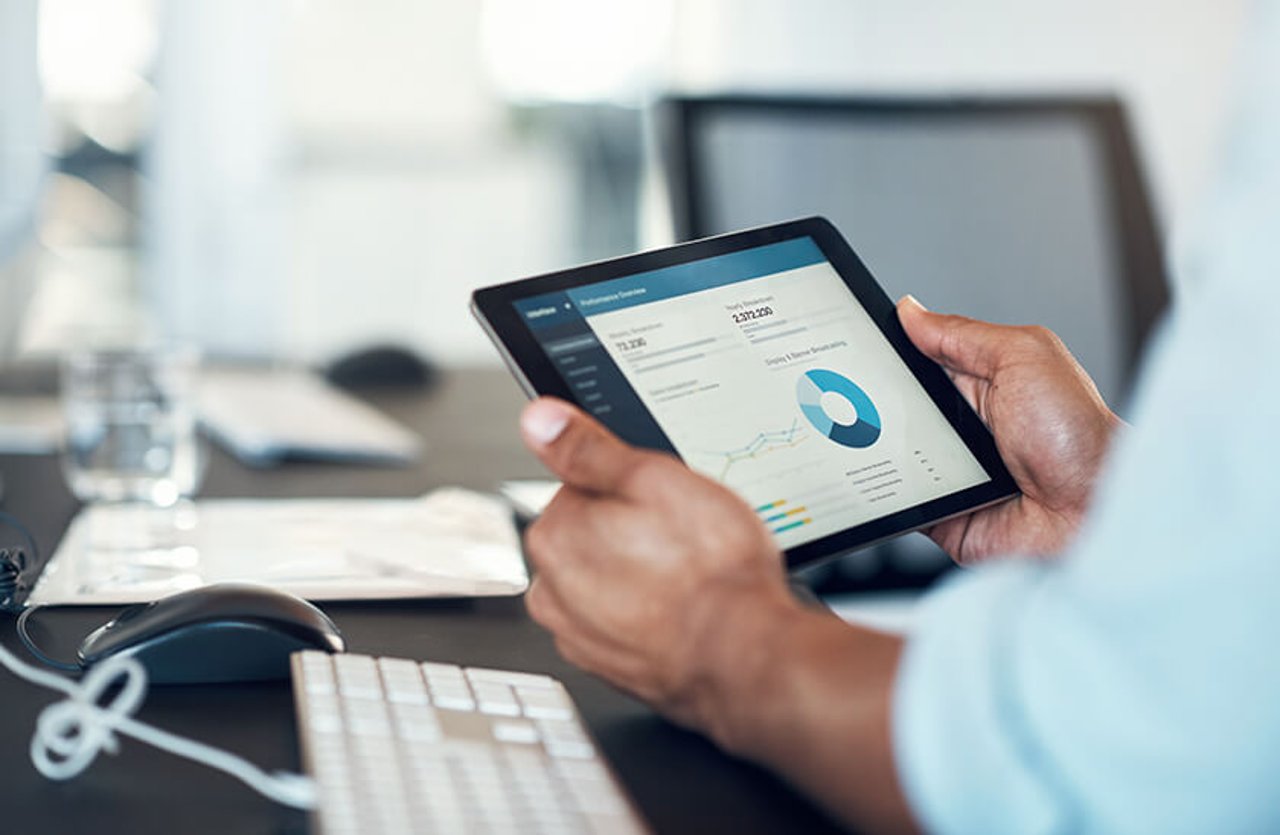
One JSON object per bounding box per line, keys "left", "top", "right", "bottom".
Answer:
{"left": 3, "top": 0, "right": 1252, "bottom": 368}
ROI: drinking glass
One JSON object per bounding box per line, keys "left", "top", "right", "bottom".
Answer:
{"left": 61, "top": 346, "right": 204, "bottom": 508}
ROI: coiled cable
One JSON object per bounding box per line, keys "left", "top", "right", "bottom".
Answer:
{"left": 0, "top": 638, "right": 317, "bottom": 809}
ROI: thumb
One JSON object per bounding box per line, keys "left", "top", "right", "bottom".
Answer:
{"left": 519, "top": 397, "right": 644, "bottom": 494}
{"left": 897, "top": 295, "right": 1007, "bottom": 380}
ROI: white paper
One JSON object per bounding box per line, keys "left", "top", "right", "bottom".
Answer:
{"left": 29, "top": 488, "right": 528, "bottom": 605}
{"left": 499, "top": 479, "right": 561, "bottom": 519}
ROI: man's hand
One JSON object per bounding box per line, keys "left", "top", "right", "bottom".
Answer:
{"left": 519, "top": 398, "right": 917, "bottom": 832}
{"left": 898, "top": 295, "right": 1124, "bottom": 563}
{"left": 519, "top": 398, "right": 799, "bottom": 735}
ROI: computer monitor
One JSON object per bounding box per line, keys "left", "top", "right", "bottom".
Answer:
{"left": 0, "top": 3, "right": 43, "bottom": 367}
{"left": 660, "top": 95, "right": 1169, "bottom": 411}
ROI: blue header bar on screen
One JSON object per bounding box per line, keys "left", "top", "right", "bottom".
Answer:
{"left": 515, "top": 237, "right": 825, "bottom": 326}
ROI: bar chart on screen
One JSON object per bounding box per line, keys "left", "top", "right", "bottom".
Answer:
{"left": 753, "top": 498, "right": 813, "bottom": 536}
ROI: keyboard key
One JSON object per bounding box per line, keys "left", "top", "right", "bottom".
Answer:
{"left": 492, "top": 719, "right": 540, "bottom": 745}
{"left": 300, "top": 654, "right": 338, "bottom": 695}
{"left": 466, "top": 667, "right": 559, "bottom": 688}
{"left": 334, "top": 655, "right": 383, "bottom": 699}
{"left": 420, "top": 661, "right": 466, "bottom": 682}
{"left": 345, "top": 700, "right": 391, "bottom": 737}
{"left": 430, "top": 689, "right": 477, "bottom": 712}
{"left": 377, "top": 658, "right": 429, "bottom": 704}
{"left": 472, "top": 681, "right": 522, "bottom": 716}
{"left": 307, "top": 695, "right": 344, "bottom": 734}
{"left": 390, "top": 703, "right": 440, "bottom": 744}
{"left": 516, "top": 685, "right": 574, "bottom": 720}
{"left": 539, "top": 718, "right": 595, "bottom": 759}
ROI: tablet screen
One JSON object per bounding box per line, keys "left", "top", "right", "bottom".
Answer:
{"left": 511, "top": 236, "right": 992, "bottom": 550}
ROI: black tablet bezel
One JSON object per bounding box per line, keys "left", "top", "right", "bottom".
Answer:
{"left": 472, "top": 216, "right": 1018, "bottom": 570}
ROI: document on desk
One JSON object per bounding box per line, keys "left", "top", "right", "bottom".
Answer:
{"left": 29, "top": 488, "right": 528, "bottom": 605}
{"left": 499, "top": 479, "right": 561, "bottom": 519}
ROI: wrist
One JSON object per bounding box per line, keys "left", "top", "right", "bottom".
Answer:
{"left": 1101, "top": 408, "right": 1127, "bottom": 448}
{"left": 685, "top": 588, "right": 915, "bottom": 831}
{"left": 685, "top": 578, "right": 811, "bottom": 755}
{"left": 1067, "top": 406, "right": 1128, "bottom": 521}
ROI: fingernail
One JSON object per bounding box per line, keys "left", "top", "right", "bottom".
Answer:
{"left": 903, "top": 294, "right": 927, "bottom": 311}
{"left": 521, "top": 399, "right": 572, "bottom": 446}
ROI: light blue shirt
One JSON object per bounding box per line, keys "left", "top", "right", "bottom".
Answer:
{"left": 892, "top": 4, "right": 1280, "bottom": 832}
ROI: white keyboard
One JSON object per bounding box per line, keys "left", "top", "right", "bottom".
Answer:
{"left": 199, "top": 368, "right": 422, "bottom": 466}
{"left": 291, "top": 651, "right": 649, "bottom": 835}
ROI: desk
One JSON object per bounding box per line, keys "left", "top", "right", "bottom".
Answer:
{"left": 0, "top": 367, "right": 846, "bottom": 834}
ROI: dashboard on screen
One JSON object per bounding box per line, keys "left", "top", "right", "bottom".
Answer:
{"left": 509, "top": 237, "right": 989, "bottom": 551}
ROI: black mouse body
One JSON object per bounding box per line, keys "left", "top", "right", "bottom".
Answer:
{"left": 78, "top": 582, "right": 345, "bottom": 684}
{"left": 325, "top": 344, "right": 435, "bottom": 389}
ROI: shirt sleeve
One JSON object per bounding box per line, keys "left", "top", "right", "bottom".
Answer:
{"left": 892, "top": 4, "right": 1280, "bottom": 830}
{"left": 895, "top": 294, "right": 1280, "bottom": 833}
{"left": 894, "top": 562, "right": 1074, "bottom": 833}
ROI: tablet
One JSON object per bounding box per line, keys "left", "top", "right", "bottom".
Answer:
{"left": 472, "top": 217, "right": 1017, "bottom": 569}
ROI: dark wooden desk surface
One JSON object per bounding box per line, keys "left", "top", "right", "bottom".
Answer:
{"left": 0, "top": 367, "right": 845, "bottom": 834}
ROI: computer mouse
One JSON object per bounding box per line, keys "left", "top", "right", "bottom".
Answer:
{"left": 77, "top": 582, "right": 346, "bottom": 685}
{"left": 325, "top": 344, "right": 437, "bottom": 390}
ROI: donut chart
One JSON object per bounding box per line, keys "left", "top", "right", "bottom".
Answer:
{"left": 796, "top": 369, "right": 881, "bottom": 448}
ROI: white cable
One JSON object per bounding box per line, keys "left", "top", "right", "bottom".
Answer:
{"left": 0, "top": 639, "right": 317, "bottom": 810}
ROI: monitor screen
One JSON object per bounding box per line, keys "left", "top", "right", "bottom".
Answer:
{"left": 686, "top": 108, "right": 1129, "bottom": 404}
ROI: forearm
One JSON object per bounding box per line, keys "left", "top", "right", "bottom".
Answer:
{"left": 696, "top": 595, "right": 918, "bottom": 833}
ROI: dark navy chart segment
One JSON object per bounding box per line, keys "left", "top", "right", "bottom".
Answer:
{"left": 514, "top": 291, "right": 678, "bottom": 454}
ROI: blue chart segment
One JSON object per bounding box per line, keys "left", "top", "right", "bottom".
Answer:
{"left": 796, "top": 369, "right": 882, "bottom": 448}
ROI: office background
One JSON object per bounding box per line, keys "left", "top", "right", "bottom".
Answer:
{"left": 4, "top": 0, "right": 1251, "bottom": 371}
{"left": 0, "top": 3, "right": 1263, "bottom": 831}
